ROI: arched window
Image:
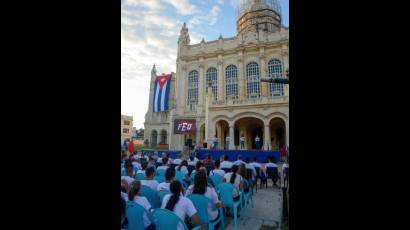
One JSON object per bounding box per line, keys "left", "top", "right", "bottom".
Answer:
{"left": 268, "top": 59, "right": 284, "bottom": 96}
{"left": 206, "top": 67, "right": 218, "bottom": 100}
{"left": 225, "top": 64, "right": 238, "bottom": 100}
{"left": 187, "top": 70, "right": 198, "bottom": 111}
{"left": 151, "top": 130, "right": 158, "bottom": 147}
{"left": 246, "top": 62, "right": 260, "bottom": 98}
{"left": 160, "top": 130, "right": 167, "bottom": 144}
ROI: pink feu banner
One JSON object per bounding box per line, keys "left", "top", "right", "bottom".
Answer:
{"left": 174, "top": 119, "right": 196, "bottom": 134}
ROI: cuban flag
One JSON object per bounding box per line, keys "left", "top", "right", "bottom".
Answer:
{"left": 153, "top": 73, "right": 172, "bottom": 112}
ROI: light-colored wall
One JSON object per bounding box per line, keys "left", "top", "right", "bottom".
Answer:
{"left": 121, "top": 115, "right": 133, "bottom": 141}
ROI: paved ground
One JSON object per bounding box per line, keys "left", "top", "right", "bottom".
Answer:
{"left": 225, "top": 182, "right": 283, "bottom": 230}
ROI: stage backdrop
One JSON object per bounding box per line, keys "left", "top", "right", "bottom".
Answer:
{"left": 197, "top": 149, "right": 280, "bottom": 163}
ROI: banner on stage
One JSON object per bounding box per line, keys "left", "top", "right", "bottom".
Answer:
{"left": 174, "top": 119, "right": 196, "bottom": 134}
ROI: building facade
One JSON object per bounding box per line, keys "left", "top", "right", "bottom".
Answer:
{"left": 145, "top": 0, "right": 288, "bottom": 151}
{"left": 121, "top": 115, "right": 133, "bottom": 143}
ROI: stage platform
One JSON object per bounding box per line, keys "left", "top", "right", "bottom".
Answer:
{"left": 197, "top": 149, "right": 280, "bottom": 163}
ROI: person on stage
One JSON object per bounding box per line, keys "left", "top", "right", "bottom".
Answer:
{"left": 212, "top": 135, "right": 218, "bottom": 150}
{"left": 240, "top": 134, "right": 245, "bottom": 150}
{"left": 255, "top": 135, "right": 261, "bottom": 150}
{"left": 225, "top": 135, "right": 230, "bottom": 150}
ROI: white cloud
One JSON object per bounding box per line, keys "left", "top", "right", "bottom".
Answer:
{"left": 163, "top": 0, "right": 197, "bottom": 15}
{"left": 122, "top": 0, "right": 181, "bottom": 128}
{"left": 126, "top": 0, "right": 163, "bottom": 11}
{"left": 188, "top": 4, "right": 221, "bottom": 28}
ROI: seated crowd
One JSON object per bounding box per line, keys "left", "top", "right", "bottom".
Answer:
{"left": 121, "top": 151, "right": 288, "bottom": 230}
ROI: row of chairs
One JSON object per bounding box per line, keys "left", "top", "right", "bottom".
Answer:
{"left": 126, "top": 181, "right": 251, "bottom": 230}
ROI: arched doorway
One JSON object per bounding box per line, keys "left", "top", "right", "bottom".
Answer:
{"left": 270, "top": 118, "right": 286, "bottom": 150}
{"left": 151, "top": 130, "right": 158, "bottom": 147}
{"left": 159, "top": 130, "right": 167, "bottom": 144}
{"left": 234, "top": 117, "right": 264, "bottom": 150}
{"left": 215, "top": 120, "right": 229, "bottom": 150}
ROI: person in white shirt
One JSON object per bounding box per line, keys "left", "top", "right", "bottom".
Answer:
{"left": 128, "top": 180, "right": 155, "bottom": 230}
{"left": 255, "top": 135, "right": 261, "bottom": 150}
{"left": 121, "top": 163, "right": 136, "bottom": 185}
{"left": 264, "top": 157, "right": 279, "bottom": 186}
{"left": 136, "top": 162, "right": 148, "bottom": 175}
{"left": 210, "top": 159, "right": 225, "bottom": 177}
{"left": 188, "top": 156, "right": 198, "bottom": 166}
{"left": 249, "top": 157, "right": 261, "bottom": 168}
{"left": 239, "top": 134, "right": 245, "bottom": 150}
{"left": 141, "top": 167, "right": 159, "bottom": 191}
{"left": 156, "top": 157, "right": 169, "bottom": 171}
{"left": 223, "top": 165, "right": 243, "bottom": 201}
{"left": 173, "top": 158, "right": 182, "bottom": 165}
{"left": 244, "top": 157, "right": 257, "bottom": 181}
{"left": 212, "top": 135, "right": 218, "bottom": 150}
{"left": 225, "top": 135, "right": 230, "bottom": 150}
{"left": 233, "top": 155, "right": 246, "bottom": 166}
{"left": 175, "top": 159, "right": 189, "bottom": 182}
{"left": 157, "top": 168, "right": 176, "bottom": 192}
{"left": 185, "top": 171, "right": 223, "bottom": 222}
{"left": 220, "top": 155, "right": 233, "bottom": 170}
{"left": 265, "top": 157, "right": 278, "bottom": 168}
{"left": 161, "top": 181, "right": 202, "bottom": 230}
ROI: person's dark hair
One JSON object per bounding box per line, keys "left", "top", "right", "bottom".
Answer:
{"left": 177, "top": 160, "right": 187, "bottom": 171}
{"left": 224, "top": 155, "right": 229, "bottom": 161}
{"left": 165, "top": 167, "right": 176, "bottom": 182}
{"left": 214, "top": 159, "right": 221, "bottom": 169}
{"left": 252, "top": 157, "right": 257, "bottom": 162}
{"left": 206, "top": 154, "right": 211, "bottom": 160}
{"left": 128, "top": 180, "right": 141, "bottom": 201}
{"left": 165, "top": 180, "right": 182, "bottom": 211}
{"left": 145, "top": 166, "right": 155, "bottom": 178}
{"left": 230, "top": 165, "right": 239, "bottom": 184}
{"left": 237, "top": 155, "right": 243, "bottom": 160}
{"left": 162, "top": 157, "right": 168, "bottom": 165}
{"left": 245, "top": 157, "right": 250, "bottom": 163}
{"left": 238, "top": 163, "right": 247, "bottom": 179}
{"left": 195, "top": 161, "right": 202, "bottom": 172}
{"left": 141, "top": 162, "right": 148, "bottom": 170}
{"left": 125, "top": 163, "right": 134, "bottom": 176}
{"left": 193, "top": 170, "right": 207, "bottom": 194}
{"left": 189, "top": 156, "right": 194, "bottom": 161}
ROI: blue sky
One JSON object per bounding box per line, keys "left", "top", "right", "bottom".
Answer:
{"left": 122, "top": 0, "right": 289, "bottom": 129}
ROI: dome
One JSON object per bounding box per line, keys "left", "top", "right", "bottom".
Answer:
{"left": 236, "top": 0, "right": 282, "bottom": 34}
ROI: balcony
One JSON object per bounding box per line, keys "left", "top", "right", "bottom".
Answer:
{"left": 210, "top": 94, "right": 288, "bottom": 108}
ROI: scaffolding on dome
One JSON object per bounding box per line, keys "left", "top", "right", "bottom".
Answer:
{"left": 236, "top": 0, "right": 282, "bottom": 19}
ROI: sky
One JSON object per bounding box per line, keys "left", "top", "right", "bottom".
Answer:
{"left": 121, "top": 0, "right": 289, "bottom": 129}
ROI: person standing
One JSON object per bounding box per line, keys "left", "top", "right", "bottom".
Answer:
{"left": 225, "top": 135, "right": 230, "bottom": 150}
{"left": 240, "top": 134, "right": 245, "bottom": 150}
{"left": 128, "top": 139, "right": 134, "bottom": 155}
{"left": 255, "top": 135, "right": 260, "bottom": 150}
{"left": 213, "top": 135, "right": 218, "bottom": 150}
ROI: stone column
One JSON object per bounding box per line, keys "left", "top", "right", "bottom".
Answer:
{"left": 237, "top": 51, "right": 245, "bottom": 99}
{"left": 229, "top": 125, "right": 235, "bottom": 150}
{"left": 260, "top": 54, "right": 268, "bottom": 97}
{"left": 195, "top": 119, "right": 200, "bottom": 146}
{"left": 286, "top": 119, "right": 289, "bottom": 148}
{"left": 204, "top": 85, "right": 213, "bottom": 148}
{"left": 177, "top": 63, "right": 187, "bottom": 113}
{"left": 264, "top": 124, "right": 272, "bottom": 150}
{"left": 198, "top": 59, "right": 205, "bottom": 113}
{"left": 282, "top": 50, "right": 289, "bottom": 97}
{"left": 217, "top": 57, "right": 224, "bottom": 101}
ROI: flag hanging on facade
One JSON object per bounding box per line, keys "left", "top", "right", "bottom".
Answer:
{"left": 153, "top": 73, "right": 172, "bottom": 112}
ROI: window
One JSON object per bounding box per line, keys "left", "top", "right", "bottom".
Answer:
{"left": 123, "top": 128, "right": 129, "bottom": 134}
{"left": 206, "top": 67, "right": 218, "bottom": 100}
{"left": 187, "top": 70, "right": 198, "bottom": 111}
{"left": 268, "top": 59, "right": 284, "bottom": 96}
{"left": 160, "top": 130, "right": 167, "bottom": 144}
{"left": 124, "top": 120, "right": 130, "bottom": 126}
{"left": 246, "top": 62, "right": 260, "bottom": 98}
{"left": 225, "top": 64, "right": 238, "bottom": 100}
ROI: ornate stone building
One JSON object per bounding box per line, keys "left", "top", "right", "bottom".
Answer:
{"left": 145, "top": 0, "right": 288, "bottom": 151}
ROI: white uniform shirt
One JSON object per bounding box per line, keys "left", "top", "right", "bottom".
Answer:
{"left": 223, "top": 173, "right": 243, "bottom": 197}
{"left": 210, "top": 169, "right": 225, "bottom": 177}
{"left": 141, "top": 179, "right": 159, "bottom": 191}
{"left": 233, "top": 160, "right": 246, "bottom": 166}
{"left": 161, "top": 194, "right": 197, "bottom": 230}
{"left": 157, "top": 182, "right": 171, "bottom": 192}
{"left": 265, "top": 162, "right": 278, "bottom": 168}
{"left": 121, "top": 176, "right": 135, "bottom": 185}
{"left": 176, "top": 166, "right": 189, "bottom": 179}
{"left": 133, "top": 196, "right": 152, "bottom": 228}
{"left": 173, "top": 159, "right": 182, "bottom": 164}
{"left": 132, "top": 162, "right": 141, "bottom": 170}
{"left": 156, "top": 165, "right": 169, "bottom": 171}
{"left": 240, "top": 136, "right": 245, "bottom": 143}
{"left": 220, "top": 161, "right": 233, "bottom": 169}
{"left": 185, "top": 186, "right": 219, "bottom": 220}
